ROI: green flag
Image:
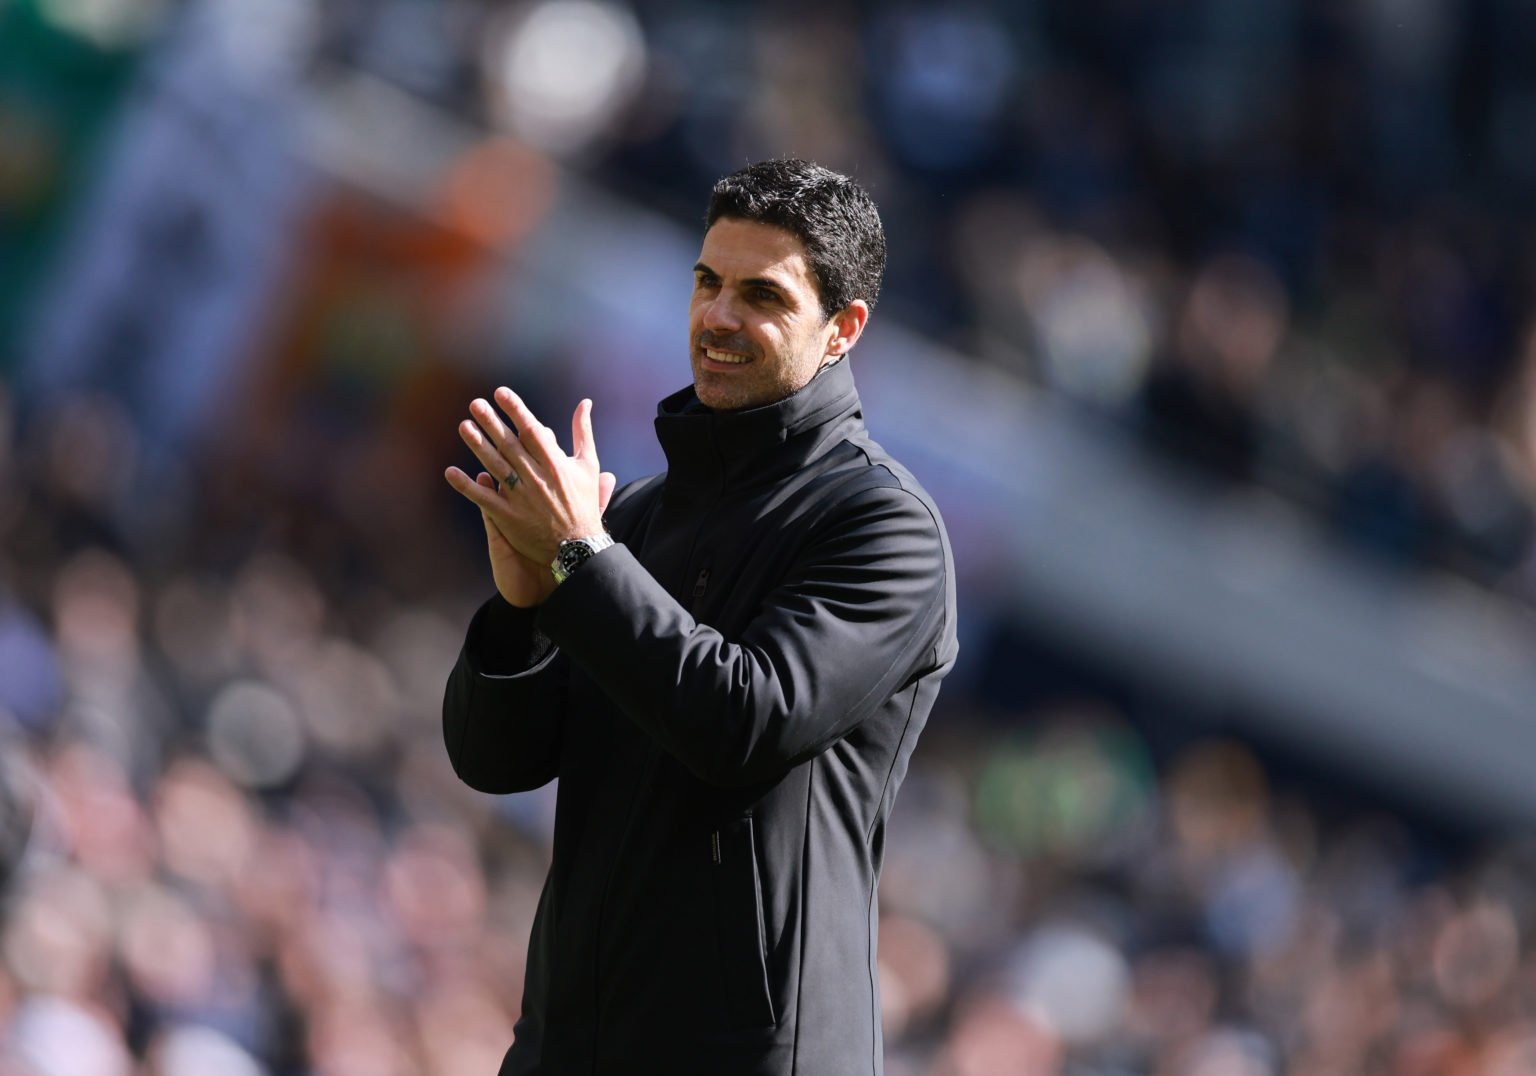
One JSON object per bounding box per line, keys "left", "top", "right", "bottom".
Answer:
{"left": 0, "top": 0, "right": 146, "bottom": 366}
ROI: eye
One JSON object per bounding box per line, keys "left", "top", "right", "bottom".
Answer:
{"left": 751, "top": 287, "right": 779, "bottom": 303}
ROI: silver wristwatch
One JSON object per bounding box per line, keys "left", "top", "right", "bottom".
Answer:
{"left": 551, "top": 532, "right": 614, "bottom": 584}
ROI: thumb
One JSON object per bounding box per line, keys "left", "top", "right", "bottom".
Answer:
{"left": 598, "top": 471, "right": 617, "bottom": 514}
{"left": 572, "top": 398, "right": 598, "bottom": 462}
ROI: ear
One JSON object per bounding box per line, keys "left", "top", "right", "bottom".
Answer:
{"left": 824, "top": 299, "right": 870, "bottom": 359}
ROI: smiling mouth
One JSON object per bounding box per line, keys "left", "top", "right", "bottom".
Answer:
{"left": 703, "top": 348, "right": 752, "bottom": 365}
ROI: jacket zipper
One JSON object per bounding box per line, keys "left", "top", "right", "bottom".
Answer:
{"left": 703, "top": 571, "right": 720, "bottom": 866}
{"left": 592, "top": 519, "right": 710, "bottom": 1060}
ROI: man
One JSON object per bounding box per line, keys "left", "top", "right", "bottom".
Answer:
{"left": 442, "top": 158, "right": 958, "bottom": 1075}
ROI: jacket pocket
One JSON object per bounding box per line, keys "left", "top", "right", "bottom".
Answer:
{"left": 710, "top": 815, "right": 776, "bottom": 1028}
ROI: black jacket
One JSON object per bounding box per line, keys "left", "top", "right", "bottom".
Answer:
{"left": 443, "top": 359, "right": 958, "bottom": 1075}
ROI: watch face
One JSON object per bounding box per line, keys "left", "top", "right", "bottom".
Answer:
{"left": 554, "top": 534, "right": 611, "bottom": 582}
{"left": 558, "top": 540, "right": 594, "bottom": 577}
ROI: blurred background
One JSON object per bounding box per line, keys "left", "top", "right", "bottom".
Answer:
{"left": 4, "top": 0, "right": 1536, "bottom": 1072}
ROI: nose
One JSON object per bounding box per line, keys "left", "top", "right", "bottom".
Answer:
{"left": 701, "top": 291, "right": 742, "bottom": 332}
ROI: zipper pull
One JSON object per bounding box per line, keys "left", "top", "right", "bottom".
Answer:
{"left": 693, "top": 568, "right": 710, "bottom": 601}
{"left": 711, "top": 830, "right": 721, "bottom": 864}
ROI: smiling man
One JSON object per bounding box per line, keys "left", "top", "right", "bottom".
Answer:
{"left": 690, "top": 214, "right": 868, "bottom": 411}
{"left": 442, "top": 158, "right": 958, "bottom": 1076}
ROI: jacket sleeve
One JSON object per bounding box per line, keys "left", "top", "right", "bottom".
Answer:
{"left": 534, "top": 484, "right": 952, "bottom": 788}
{"left": 442, "top": 593, "right": 569, "bottom": 793}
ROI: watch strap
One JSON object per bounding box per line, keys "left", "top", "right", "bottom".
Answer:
{"left": 551, "top": 532, "right": 614, "bottom": 584}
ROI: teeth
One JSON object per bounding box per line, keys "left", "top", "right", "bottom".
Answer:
{"left": 705, "top": 349, "right": 750, "bottom": 365}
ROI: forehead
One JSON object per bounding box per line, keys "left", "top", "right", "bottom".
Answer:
{"left": 697, "top": 218, "right": 816, "bottom": 291}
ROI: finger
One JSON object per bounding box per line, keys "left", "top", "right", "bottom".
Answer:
{"left": 459, "top": 418, "right": 529, "bottom": 487}
{"left": 524, "top": 421, "right": 561, "bottom": 468}
{"left": 494, "top": 387, "right": 560, "bottom": 467}
{"left": 461, "top": 470, "right": 538, "bottom": 556}
{"left": 598, "top": 470, "right": 617, "bottom": 514}
{"left": 475, "top": 472, "right": 511, "bottom": 521}
{"left": 470, "top": 398, "right": 541, "bottom": 477}
{"left": 572, "top": 398, "right": 598, "bottom": 463}
{"left": 481, "top": 501, "right": 517, "bottom": 552}
{"left": 444, "top": 465, "right": 505, "bottom": 513}
{"left": 480, "top": 502, "right": 502, "bottom": 540}
{"left": 475, "top": 472, "right": 510, "bottom": 506}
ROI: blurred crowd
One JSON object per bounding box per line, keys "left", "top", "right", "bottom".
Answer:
{"left": 322, "top": 0, "right": 1536, "bottom": 598}
{"left": 11, "top": 0, "right": 1536, "bottom": 592}
{"left": 882, "top": 719, "right": 1536, "bottom": 1076}
{"left": 0, "top": 386, "right": 1533, "bottom": 1075}
{"left": 0, "top": 448, "right": 1533, "bottom": 1075}
{"left": 7, "top": 0, "right": 1536, "bottom": 1073}
{"left": 568, "top": 0, "right": 1536, "bottom": 598}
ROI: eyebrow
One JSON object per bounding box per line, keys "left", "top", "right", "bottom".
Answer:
{"left": 692, "top": 262, "right": 789, "bottom": 293}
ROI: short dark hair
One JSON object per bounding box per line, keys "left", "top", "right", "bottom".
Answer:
{"left": 705, "top": 158, "right": 886, "bottom": 319}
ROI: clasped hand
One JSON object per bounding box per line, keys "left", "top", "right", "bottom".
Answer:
{"left": 444, "top": 387, "right": 617, "bottom": 607}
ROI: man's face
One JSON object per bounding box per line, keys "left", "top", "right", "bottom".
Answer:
{"left": 690, "top": 218, "right": 855, "bottom": 412}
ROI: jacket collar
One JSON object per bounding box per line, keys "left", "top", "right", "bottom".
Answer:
{"left": 654, "top": 358, "right": 864, "bottom": 495}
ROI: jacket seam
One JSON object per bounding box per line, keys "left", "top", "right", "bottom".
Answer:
{"left": 865, "top": 660, "right": 926, "bottom": 1072}
{"left": 865, "top": 649, "right": 930, "bottom": 849}
{"left": 858, "top": 481, "right": 949, "bottom": 838}
{"left": 836, "top": 547, "right": 948, "bottom": 727}
{"left": 790, "top": 755, "right": 815, "bottom": 1076}
{"left": 865, "top": 855, "right": 880, "bottom": 1073}
{"left": 784, "top": 447, "right": 898, "bottom": 545}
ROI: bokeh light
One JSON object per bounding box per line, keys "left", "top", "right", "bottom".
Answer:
{"left": 483, "top": 0, "right": 646, "bottom": 157}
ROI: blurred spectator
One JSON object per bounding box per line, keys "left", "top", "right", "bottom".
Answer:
{"left": 6, "top": 0, "right": 1536, "bottom": 1072}
{"left": 1, "top": 378, "right": 1534, "bottom": 1072}
{"left": 1138, "top": 253, "right": 1289, "bottom": 483}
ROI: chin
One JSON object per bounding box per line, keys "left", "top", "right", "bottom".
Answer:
{"left": 691, "top": 371, "right": 751, "bottom": 411}
{"left": 696, "top": 384, "right": 751, "bottom": 412}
